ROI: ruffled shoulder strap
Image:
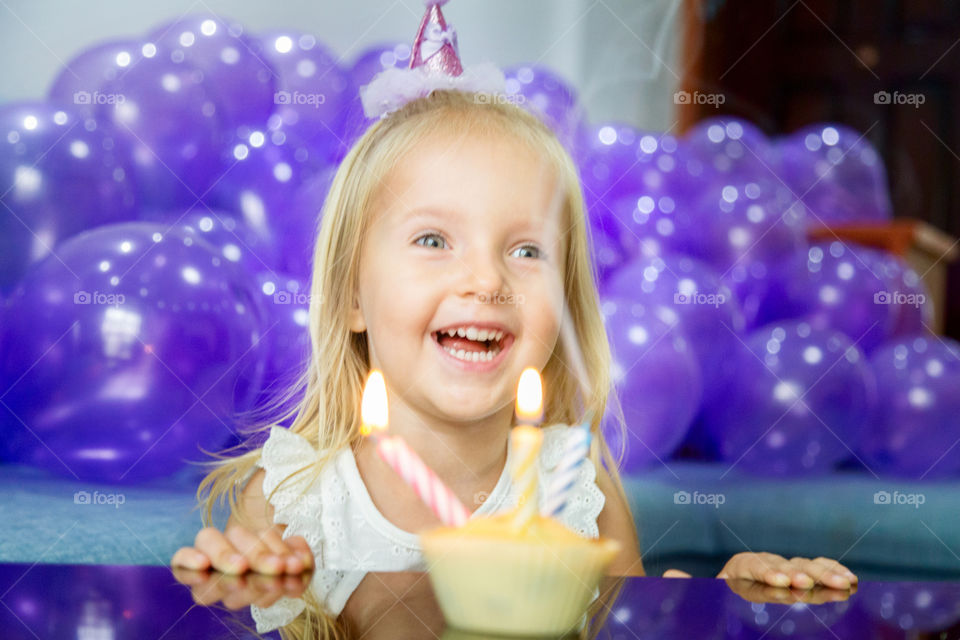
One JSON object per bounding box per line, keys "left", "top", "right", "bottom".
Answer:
{"left": 538, "top": 424, "right": 605, "bottom": 539}
{"left": 254, "top": 426, "right": 327, "bottom": 551}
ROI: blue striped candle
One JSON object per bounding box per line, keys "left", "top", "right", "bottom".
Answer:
{"left": 541, "top": 411, "right": 594, "bottom": 519}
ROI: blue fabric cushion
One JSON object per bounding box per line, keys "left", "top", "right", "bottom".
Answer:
{"left": 623, "top": 462, "right": 960, "bottom": 576}
{"left": 2, "top": 461, "right": 958, "bottom": 577}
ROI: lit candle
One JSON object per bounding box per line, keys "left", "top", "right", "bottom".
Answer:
{"left": 361, "top": 369, "right": 470, "bottom": 527}
{"left": 541, "top": 411, "right": 593, "bottom": 519}
{"left": 515, "top": 367, "right": 544, "bottom": 426}
{"left": 511, "top": 367, "right": 545, "bottom": 531}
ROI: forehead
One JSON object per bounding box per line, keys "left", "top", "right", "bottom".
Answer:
{"left": 373, "top": 129, "right": 562, "bottom": 228}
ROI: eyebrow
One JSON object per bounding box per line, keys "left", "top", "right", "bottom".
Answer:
{"left": 399, "top": 207, "right": 546, "bottom": 232}
{"left": 398, "top": 207, "right": 458, "bottom": 224}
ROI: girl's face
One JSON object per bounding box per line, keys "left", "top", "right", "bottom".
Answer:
{"left": 349, "top": 128, "right": 564, "bottom": 424}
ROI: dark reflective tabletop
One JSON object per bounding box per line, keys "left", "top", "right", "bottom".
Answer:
{"left": 1, "top": 563, "right": 959, "bottom": 639}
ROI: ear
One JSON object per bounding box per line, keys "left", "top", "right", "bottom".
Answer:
{"left": 348, "top": 293, "right": 366, "bottom": 333}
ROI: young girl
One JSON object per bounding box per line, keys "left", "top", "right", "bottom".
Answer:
{"left": 171, "top": 88, "right": 858, "bottom": 637}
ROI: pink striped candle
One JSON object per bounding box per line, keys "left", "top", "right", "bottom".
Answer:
{"left": 376, "top": 436, "right": 470, "bottom": 527}
{"left": 361, "top": 369, "right": 470, "bottom": 528}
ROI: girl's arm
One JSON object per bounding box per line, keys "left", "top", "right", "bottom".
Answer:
{"left": 171, "top": 469, "right": 314, "bottom": 575}
{"left": 595, "top": 465, "right": 645, "bottom": 576}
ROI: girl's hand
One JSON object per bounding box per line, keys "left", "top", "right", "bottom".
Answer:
{"left": 171, "top": 525, "right": 314, "bottom": 575}
{"left": 171, "top": 566, "right": 312, "bottom": 610}
{"left": 715, "top": 552, "right": 858, "bottom": 590}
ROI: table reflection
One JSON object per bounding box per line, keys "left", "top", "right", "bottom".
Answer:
{"left": 2, "top": 563, "right": 960, "bottom": 639}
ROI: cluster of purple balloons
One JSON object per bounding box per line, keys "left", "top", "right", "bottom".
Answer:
{"left": 584, "top": 116, "right": 959, "bottom": 478}
{"left": 1, "top": 13, "right": 956, "bottom": 482}
{"left": 0, "top": 15, "right": 601, "bottom": 483}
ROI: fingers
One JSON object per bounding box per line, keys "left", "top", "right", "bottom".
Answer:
{"left": 662, "top": 569, "right": 692, "bottom": 578}
{"left": 727, "top": 552, "right": 795, "bottom": 588}
{"left": 194, "top": 527, "right": 248, "bottom": 574}
{"left": 283, "top": 534, "right": 316, "bottom": 571}
{"left": 171, "top": 546, "right": 211, "bottom": 571}
{"left": 799, "top": 556, "right": 858, "bottom": 590}
{"left": 261, "top": 528, "right": 314, "bottom": 574}
{"left": 225, "top": 525, "right": 288, "bottom": 575}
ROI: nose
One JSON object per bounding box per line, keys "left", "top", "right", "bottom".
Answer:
{"left": 456, "top": 247, "right": 507, "bottom": 303}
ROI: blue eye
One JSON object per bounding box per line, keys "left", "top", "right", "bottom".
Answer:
{"left": 414, "top": 233, "right": 446, "bottom": 249}
{"left": 512, "top": 245, "right": 543, "bottom": 260}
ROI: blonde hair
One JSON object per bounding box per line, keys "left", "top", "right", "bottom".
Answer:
{"left": 198, "top": 89, "right": 634, "bottom": 639}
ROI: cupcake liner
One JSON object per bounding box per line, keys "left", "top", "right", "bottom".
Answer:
{"left": 421, "top": 531, "right": 620, "bottom": 636}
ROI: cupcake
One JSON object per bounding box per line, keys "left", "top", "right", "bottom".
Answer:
{"left": 421, "top": 511, "right": 619, "bottom": 636}
{"left": 420, "top": 425, "right": 620, "bottom": 636}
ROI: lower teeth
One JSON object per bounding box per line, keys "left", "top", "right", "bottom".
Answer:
{"left": 442, "top": 345, "right": 501, "bottom": 362}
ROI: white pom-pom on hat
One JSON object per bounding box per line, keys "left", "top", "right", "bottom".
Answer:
{"left": 360, "top": 0, "right": 505, "bottom": 119}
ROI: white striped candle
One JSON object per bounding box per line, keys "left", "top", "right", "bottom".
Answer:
{"left": 541, "top": 414, "right": 593, "bottom": 519}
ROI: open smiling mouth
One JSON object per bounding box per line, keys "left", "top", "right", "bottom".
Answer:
{"left": 430, "top": 326, "right": 515, "bottom": 364}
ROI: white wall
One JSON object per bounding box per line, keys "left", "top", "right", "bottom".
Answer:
{"left": 0, "top": 0, "right": 682, "bottom": 130}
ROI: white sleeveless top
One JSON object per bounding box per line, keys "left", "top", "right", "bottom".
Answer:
{"left": 249, "top": 423, "right": 606, "bottom": 632}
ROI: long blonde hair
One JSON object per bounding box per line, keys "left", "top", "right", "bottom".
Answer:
{"left": 198, "top": 89, "right": 634, "bottom": 639}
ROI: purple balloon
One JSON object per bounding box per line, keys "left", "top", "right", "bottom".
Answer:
{"left": 0, "top": 223, "right": 264, "bottom": 482}
{"left": 776, "top": 123, "right": 892, "bottom": 225}
{"left": 600, "top": 297, "right": 702, "bottom": 471}
{"left": 248, "top": 272, "right": 311, "bottom": 419}
{"left": 581, "top": 129, "right": 703, "bottom": 252}
{"left": 255, "top": 31, "right": 355, "bottom": 163}
{"left": 668, "top": 180, "right": 807, "bottom": 269}
{"left": 603, "top": 253, "right": 745, "bottom": 392}
{"left": 858, "top": 335, "right": 960, "bottom": 478}
{"left": 868, "top": 252, "right": 933, "bottom": 337}
{"left": 147, "top": 14, "right": 277, "bottom": 133}
{"left": 652, "top": 179, "right": 808, "bottom": 328}
{"left": 91, "top": 40, "right": 225, "bottom": 210}
{"left": 0, "top": 102, "right": 138, "bottom": 293}
{"left": 48, "top": 39, "right": 147, "bottom": 105}
{"left": 205, "top": 128, "right": 332, "bottom": 279}
{"left": 702, "top": 319, "right": 875, "bottom": 476}
{"left": 166, "top": 210, "right": 279, "bottom": 276}
{"left": 684, "top": 117, "right": 779, "bottom": 184}
{"left": 502, "top": 65, "right": 584, "bottom": 152}
{"left": 756, "top": 241, "right": 899, "bottom": 353}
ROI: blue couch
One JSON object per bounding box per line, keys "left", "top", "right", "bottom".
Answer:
{"left": 2, "top": 461, "right": 958, "bottom": 581}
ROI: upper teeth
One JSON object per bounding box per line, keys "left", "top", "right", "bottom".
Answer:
{"left": 441, "top": 326, "right": 505, "bottom": 342}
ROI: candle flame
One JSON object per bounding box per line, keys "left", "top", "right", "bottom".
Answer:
{"left": 515, "top": 367, "right": 543, "bottom": 424}
{"left": 360, "top": 369, "right": 388, "bottom": 437}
